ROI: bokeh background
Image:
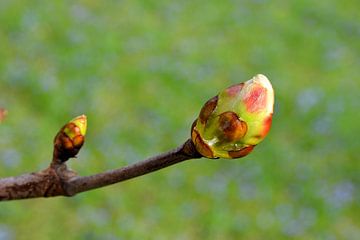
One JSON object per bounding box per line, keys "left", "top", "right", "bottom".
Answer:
{"left": 0, "top": 0, "right": 359, "bottom": 239}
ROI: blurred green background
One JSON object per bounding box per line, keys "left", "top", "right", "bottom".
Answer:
{"left": 0, "top": 0, "right": 359, "bottom": 239}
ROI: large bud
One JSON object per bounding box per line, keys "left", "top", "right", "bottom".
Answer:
{"left": 191, "top": 74, "right": 274, "bottom": 159}
{"left": 53, "top": 115, "right": 87, "bottom": 162}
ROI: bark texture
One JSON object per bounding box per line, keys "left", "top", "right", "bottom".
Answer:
{"left": 0, "top": 139, "right": 200, "bottom": 201}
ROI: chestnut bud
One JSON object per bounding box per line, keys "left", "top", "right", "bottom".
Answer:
{"left": 191, "top": 74, "right": 274, "bottom": 159}
{"left": 53, "top": 115, "right": 87, "bottom": 162}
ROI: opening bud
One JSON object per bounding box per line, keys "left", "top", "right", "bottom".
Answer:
{"left": 191, "top": 74, "right": 274, "bottom": 159}
{"left": 53, "top": 115, "right": 87, "bottom": 162}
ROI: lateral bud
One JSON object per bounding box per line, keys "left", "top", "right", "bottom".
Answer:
{"left": 53, "top": 115, "right": 87, "bottom": 162}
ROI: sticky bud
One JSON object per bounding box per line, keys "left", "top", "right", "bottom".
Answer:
{"left": 191, "top": 74, "right": 274, "bottom": 159}
{"left": 53, "top": 115, "right": 87, "bottom": 162}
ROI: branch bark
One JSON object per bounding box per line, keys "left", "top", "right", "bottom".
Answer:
{"left": 0, "top": 139, "right": 201, "bottom": 201}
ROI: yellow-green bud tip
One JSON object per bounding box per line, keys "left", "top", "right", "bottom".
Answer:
{"left": 70, "top": 115, "right": 87, "bottom": 136}
{"left": 63, "top": 115, "right": 87, "bottom": 140}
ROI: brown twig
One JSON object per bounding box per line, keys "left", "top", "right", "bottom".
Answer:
{"left": 0, "top": 75, "right": 275, "bottom": 201}
{"left": 0, "top": 115, "right": 201, "bottom": 201}
{"left": 0, "top": 139, "right": 201, "bottom": 201}
{"left": 66, "top": 139, "right": 201, "bottom": 195}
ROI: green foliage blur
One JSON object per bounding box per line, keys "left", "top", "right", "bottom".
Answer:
{"left": 0, "top": 0, "right": 359, "bottom": 239}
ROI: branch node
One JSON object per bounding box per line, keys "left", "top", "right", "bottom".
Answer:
{"left": 181, "top": 138, "right": 202, "bottom": 159}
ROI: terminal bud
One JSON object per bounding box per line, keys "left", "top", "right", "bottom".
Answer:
{"left": 191, "top": 74, "right": 274, "bottom": 159}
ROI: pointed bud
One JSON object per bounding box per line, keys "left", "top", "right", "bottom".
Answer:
{"left": 191, "top": 74, "right": 274, "bottom": 159}
{"left": 53, "top": 115, "right": 87, "bottom": 162}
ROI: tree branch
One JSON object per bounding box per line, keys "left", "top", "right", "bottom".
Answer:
{"left": 0, "top": 139, "right": 201, "bottom": 201}
{"left": 0, "top": 75, "right": 275, "bottom": 201}
{"left": 65, "top": 139, "right": 200, "bottom": 195}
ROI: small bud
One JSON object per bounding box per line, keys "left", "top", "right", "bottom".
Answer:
{"left": 191, "top": 74, "right": 274, "bottom": 159}
{"left": 0, "top": 108, "right": 7, "bottom": 123}
{"left": 53, "top": 115, "right": 87, "bottom": 162}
